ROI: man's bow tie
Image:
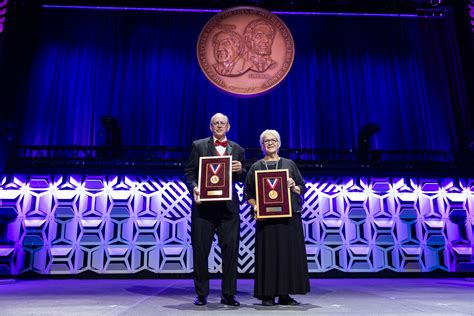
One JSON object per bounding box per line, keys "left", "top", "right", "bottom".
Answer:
{"left": 215, "top": 140, "right": 228, "bottom": 147}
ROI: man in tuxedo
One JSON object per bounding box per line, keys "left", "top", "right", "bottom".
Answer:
{"left": 184, "top": 113, "right": 245, "bottom": 306}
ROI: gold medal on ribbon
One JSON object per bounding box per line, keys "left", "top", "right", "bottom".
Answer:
{"left": 268, "top": 190, "right": 278, "bottom": 200}
{"left": 210, "top": 175, "right": 220, "bottom": 184}
{"left": 209, "top": 163, "right": 222, "bottom": 185}
{"left": 266, "top": 178, "right": 280, "bottom": 200}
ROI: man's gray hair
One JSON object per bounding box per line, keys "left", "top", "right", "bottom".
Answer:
{"left": 209, "top": 113, "right": 229, "bottom": 125}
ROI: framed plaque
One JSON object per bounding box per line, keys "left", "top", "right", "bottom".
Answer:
{"left": 255, "top": 169, "right": 292, "bottom": 219}
{"left": 198, "top": 156, "right": 232, "bottom": 201}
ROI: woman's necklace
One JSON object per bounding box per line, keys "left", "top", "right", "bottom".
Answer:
{"left": 264, "top": 158, "right": 280, "bottom": 170}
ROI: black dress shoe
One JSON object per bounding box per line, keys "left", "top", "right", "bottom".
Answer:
{"left": 220, "top": 294, "right": 240, "bottom": 306}
{"left": 261, "top": 298, "right": 275, "bottom": 306}
{"left": 278, "top": 295, "right": 300, "bottom": 306}
{"left": 194, "top": 296, "right": 207, "bottom": 306}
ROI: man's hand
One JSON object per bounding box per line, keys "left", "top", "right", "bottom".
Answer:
{"left": 193, "top": 187, "right": 201, "bottom": 204}
{"left": 231, "top": 160, "right": 242, "bottom": 173}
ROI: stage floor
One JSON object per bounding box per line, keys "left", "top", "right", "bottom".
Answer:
{"left": 0, "top": 278, "right": 473, "bottom": 315}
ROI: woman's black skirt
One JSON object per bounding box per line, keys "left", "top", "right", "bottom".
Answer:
{"left": 254, "top": 213, "right": 310, "bottom": 299}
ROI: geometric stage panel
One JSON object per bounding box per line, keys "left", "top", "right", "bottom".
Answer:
{"left": 0, "top": 175, "right": 473, "bottom": 275}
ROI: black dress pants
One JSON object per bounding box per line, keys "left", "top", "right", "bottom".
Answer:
{"left": 191, "top": 206, "right": 240, "bottom": 297}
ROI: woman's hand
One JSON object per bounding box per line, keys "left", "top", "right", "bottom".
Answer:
{"left": 288, "top": 177, "right": 296, "bottom": 188}
{"left": 288, "top": 177, "right": 301, "bottom": 194}
{"left": 253, "top": 204, "right": 258, "bottom": 219}
{"left": 248, "top": 199, "right": 263, "bottom": 221}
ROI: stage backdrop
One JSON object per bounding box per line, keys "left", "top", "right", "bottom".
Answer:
{"left": 0, "top": 174, "right": 473, "bottom": 275}
{"left": 1, "top": 8, "right": 473, "bottom": 275}
{"left": 10, "top": 8, "right": 469, "bottom": 151}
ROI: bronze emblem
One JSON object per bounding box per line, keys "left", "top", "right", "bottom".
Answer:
{"left": 210, "top": 175, "right": 220, "bottom": 184}
{"left": 268, "top": 190, "right": 279, "bottom": 200}
{"left": 197, "top": 6, "right": 295, "bottom": 97}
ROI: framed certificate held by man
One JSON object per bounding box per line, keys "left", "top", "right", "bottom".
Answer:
{"left": 198, "top": 156, "right": 232, "bottom": 201}
{"left": 255, "top": 169, "right": 292, "bottom": 219}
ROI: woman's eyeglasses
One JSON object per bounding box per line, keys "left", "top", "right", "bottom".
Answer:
{"left": 263, "top": 139, "right": 278, "bottom": 144}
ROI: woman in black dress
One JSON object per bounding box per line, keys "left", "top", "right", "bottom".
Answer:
{"left": 244, "top": 129, "right": 310, "bottom": 306}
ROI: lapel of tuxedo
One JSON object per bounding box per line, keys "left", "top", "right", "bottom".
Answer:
{"left": 207, "top": 137, "right": 218, "bottom": 156}
{"left": 226, "top": 141, "right": 233, "bottom": 157}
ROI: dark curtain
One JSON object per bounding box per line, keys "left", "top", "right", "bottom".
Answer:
{"left": 12, "top": 8, "right": 470, "bottom": 150}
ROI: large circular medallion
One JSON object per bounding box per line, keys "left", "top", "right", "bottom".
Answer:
{"left": 197, "top": 6, "right": 295, "bottom": 97}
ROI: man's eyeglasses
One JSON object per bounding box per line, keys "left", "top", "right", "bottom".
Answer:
{"left": 263, "top": 139, "right": 278, "bottom": 144}
{"left": 212, "top": 121, "right": 227, "bottom": 126}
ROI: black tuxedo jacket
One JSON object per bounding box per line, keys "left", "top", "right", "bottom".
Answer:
{"left": 184, "top": 137, "right": 246, "bottom": 214}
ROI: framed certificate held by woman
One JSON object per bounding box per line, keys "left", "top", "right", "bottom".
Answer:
{"left": 255, "top": 169, "right": 292, "bottom": 219}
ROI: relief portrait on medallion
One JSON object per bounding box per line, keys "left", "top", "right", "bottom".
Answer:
{"left": 212, "top": 30, "right": 248, "bottom": 76}
{"left": 198, "top": 6, "right": 294, "bottom": 96}
{"left": 243, "top": 19, "right": 277, "bottom": 73}
{"left": 212, "top": 19, "right": 277, "bottom": 77}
